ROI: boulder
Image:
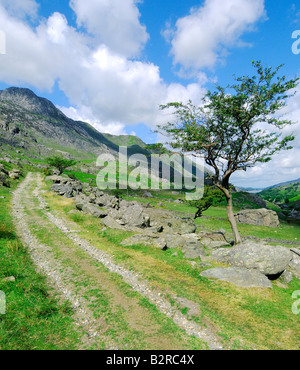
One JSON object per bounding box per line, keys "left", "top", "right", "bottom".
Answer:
{"left": 201, "top": 267, "right": 273, "bottom": 289}
{"left": 8, "top": 169, "right": 22, "bottom": 179}
{"left": 122, "top": 204, "right": 150, "bottom": 228}
{"left": 182, "top": 236, "right": 205, "bottom": 259}
{"left": 286, "top": 249, "right": 300, "bottom": 279}
{"left": 121, "top": 234, "right": 167, "bottom": 250}
{"left": 234, "top": 208, "right": 280, "bottom": 228}
{"left": 144, "top": 208, "right": 196, "bottom": 234}
{"left": 82, "top": 203, "right": 108, "bottom": 218}
{"left": 211, "top": 241, "right": 292, "bottom": 276}
{"left": 199, "top": 232, "right": 231, "bottom": 249}
{"left": 164, "top": 234, "right": 185, "bottom": 249}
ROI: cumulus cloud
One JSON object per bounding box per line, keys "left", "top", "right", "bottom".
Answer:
{"left": 167, "top": 0, "right": 266, "bottom": 72}
{"left": 69, "top": 0, "right": 149, "bottom": 57}
{"left": 0, "top": 0, "right": 39, "bottom": 20}
{"left": 0, "top": 3, "right": 206, "bottom": 132}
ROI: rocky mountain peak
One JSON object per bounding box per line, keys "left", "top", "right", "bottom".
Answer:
{"left": 0, "top": 87, "right": 65, "bottom": 119}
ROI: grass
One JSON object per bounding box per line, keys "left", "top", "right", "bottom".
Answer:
{"left": 0, "top": 180, "right": 82, "bottom": 350}
{"left": 44, "top": 184, "right": 300, "bottom": 350}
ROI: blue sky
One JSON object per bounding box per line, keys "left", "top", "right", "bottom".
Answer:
{"left": 0, "top": 0, "right": 300, "bottom": 187}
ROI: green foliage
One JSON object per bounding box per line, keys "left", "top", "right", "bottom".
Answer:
{"left": 189, "top": 185, "right": 225, "bottom": 219}
{"left": 46, "top": 156, "right": 77, "bottom": 175}
{"left": 158, "top": 61, "right": 299, "bottom": 187}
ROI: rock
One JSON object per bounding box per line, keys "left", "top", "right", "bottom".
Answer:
{"left": 143, "top": 191, "right": 153, "bottom": 198}
{"left": 82, "top": 203, "right": 108, "bottom": 218}
{"left": 234, "top": 208, "right": 280, "bottom": 228}
{"left": 286, "top": 250, "right": 300, "bottom": 279}
{"left": 211, "top": 241, "right": 292, "bottom": 276}
{"left": 121, "top": 234, "right": 167, "bottom": 250}
{"left": 145, "top": 208, "right": 196, "bottom": 234}
{"left": 278, "top": 270, "right": 293, "bottom": 284}
{"left": 201, "top": 267, "right": 273, "bottom": 289}
{"left": 182, "top": 240, "right": 205, "bottom": 259}
{"left": 199, "top": 232, "right": 231, "bottom": 249}
{"left": 122, "top": 204, "right": 150, "bottom": 228}
{"left": 210, "top": 247, "right": 232, "bottom": 264}
{"left": 101, "top": 215, "right": 125, "bottom": 230}
{"left": 2, "top": 276, "right": 16, "bottom": 282}
{"left": 164, "top": 234, "right": 185, "bottom": 249}
{"left": 8, "top": 169, "right": 22, "bottom": 179}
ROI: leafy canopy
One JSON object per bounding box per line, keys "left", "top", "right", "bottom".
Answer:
{"left": 46, "top": 156, "right": 77, "bottom": 175}
{"left": 158, "top": 61, "right": 299, "bottom": 188}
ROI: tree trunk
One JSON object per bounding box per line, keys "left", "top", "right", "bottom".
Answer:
{"left": 216, "top": 184, "right": 242, "bottom": 245}
{"left": 226, "top": 193, "right": 242, "bottom": 245}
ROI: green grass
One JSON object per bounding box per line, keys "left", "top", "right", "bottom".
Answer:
{"left": 0, "top": 181, "right": 81, "bottom": 350}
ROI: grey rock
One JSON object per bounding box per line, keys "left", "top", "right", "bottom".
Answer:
{"left": 164, "top": 234, "right": 185, "bottom": 249}
{"left": 121, "top": 234, "right": 167, "bottom": 250}
{"left": 182, "top": 240, "right": 205, "bottom": 259}
{"left": 286, "top": 251, "right": 300, "bottom": 279}
{"left": 101, "top": 215, "right": 125, "bottom": 230}
{"left": 122, "top": 204, "right": 150, "bottom": 228}
{"left": 211, "top": 241, "right": 292, "bottom": 276}
{"left": 82, "top": 203, "right": 108, "bottom": 218}
{"left": 278, "top": 270, "right": 293, "bottom": 284}
{"left": 235, "top": 208, "right": 280, "bottom": 228}
{"left": 201, "top": 267, "right": 273, "bottom": 289}
{"left": 2, "top": 276, "right": 16, "bottom": 282}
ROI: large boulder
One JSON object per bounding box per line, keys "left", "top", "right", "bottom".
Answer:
{"left": 82, "top": 203, "right": 108, "bottom": 218}
{"left": 144, "top": 207, "right": 196, "bottom": 234}
{"left": 122, "top": 204, "right": 150, "bottom": 228}
{"left": 201, "top": 267, "right": 273, "bottom": 289}
{"left": 234, "top": 208, "right": 280, "bottom": 228}
{"left": 211, "top": 241, "right": 292, "bottom": 276}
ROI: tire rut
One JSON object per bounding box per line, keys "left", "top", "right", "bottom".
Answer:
{"left": 12, "top": 172, "right": 224, "bottom": 350}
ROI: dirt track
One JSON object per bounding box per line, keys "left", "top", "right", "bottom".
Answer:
{"left": 11, "top": 172, "right": 223, "bottom": 350}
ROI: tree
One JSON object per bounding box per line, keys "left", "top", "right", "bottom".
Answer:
{"left": 189, "top": 185, "right": 225, "bottom": 219}
{"left": 46, "top": 156, "right": 77, "bottom": 175}
{"left": 158, "top": 61, "right": 299, "bottom": 244}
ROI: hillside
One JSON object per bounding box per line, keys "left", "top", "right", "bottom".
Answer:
{"left": 0, "top": 87, "right": 148, "bottom": 159}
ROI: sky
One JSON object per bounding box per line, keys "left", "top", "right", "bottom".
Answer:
{"left": 0, "top": 0, "right": 300, "bottom": 188}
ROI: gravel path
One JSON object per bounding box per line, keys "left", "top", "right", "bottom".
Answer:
{"left": 12, "top": 172, "right": 223, "bottom": 350}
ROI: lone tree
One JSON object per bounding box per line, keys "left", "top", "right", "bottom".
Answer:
{"left": 46, "top": 156, "right": 77, "bottom": 175}
{"left": 158, "top": 61, "right": 299, "bottom": 244}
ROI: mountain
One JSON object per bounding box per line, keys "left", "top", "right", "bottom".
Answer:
{"left": 264, "top": 178, "right": 300, "bottom": 190}
{"left": 0, "top": 87, "right": 148, "bottom": 159}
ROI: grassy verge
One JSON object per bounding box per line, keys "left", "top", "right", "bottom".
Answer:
{"left": 0, "top": 180, "right": 81, "bottom": 350}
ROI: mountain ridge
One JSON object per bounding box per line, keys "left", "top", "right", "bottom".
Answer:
{"left": 0, "top": 87, "right": 149, "bottom": 159}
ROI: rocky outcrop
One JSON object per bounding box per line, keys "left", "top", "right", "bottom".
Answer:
{"left": 210, "top": 241, "right": 292, "bottom": 276}
{"left": 234, "top": 208, "right": 280, "bottom": 228}
{"left": 201, "top": 267, "right": 273, "bottom": 289}
{"left": 47, "top": 175, "right": 300, "bottom": 288}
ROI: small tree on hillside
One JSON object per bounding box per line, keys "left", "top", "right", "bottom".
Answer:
{"left": 46, "top": 156, "right": 77, "bottom": 175}
{"left": 189, "top": 185, "right": 225, "bottom": 219}
{"left": 158, "top": 61, "right": 299, "bottom": 244}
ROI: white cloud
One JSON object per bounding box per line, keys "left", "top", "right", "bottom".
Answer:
{"left": 167, "top": 0, "right": 266, "bottom": 72}
{"left": 0, "top": 0, "right": 39, "bottom": 19}
{"left": 69, "top": 0, "right": 149, "bottom": 58}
